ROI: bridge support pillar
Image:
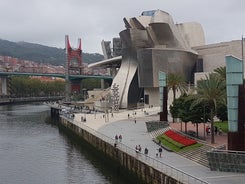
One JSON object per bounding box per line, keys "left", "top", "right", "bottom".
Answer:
{"left": 65, "top": 35, "right": 82, "bottom": 102}
{"left": 110, "top": 68, "right": 117, "bottom": 77}
{"left": 101, "top": 79, "right": 105, "bottom": 89}
{"left": 0, "top": 76, "right": 8, "bottom": 96}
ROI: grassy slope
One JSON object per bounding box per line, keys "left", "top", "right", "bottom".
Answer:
{"left": 157, "top": 135, "right": 202, "bottom": 152}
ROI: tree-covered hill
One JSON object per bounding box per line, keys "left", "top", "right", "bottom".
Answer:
{"left": 0, "top": 39, "right": 104, "bottom": 65}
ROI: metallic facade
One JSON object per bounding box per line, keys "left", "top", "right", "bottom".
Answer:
{"left": 111, "top": 10, "right": 203, "bottom": 108}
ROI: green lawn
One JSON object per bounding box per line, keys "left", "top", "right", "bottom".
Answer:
{"left": 157, "top": 121, "right": 228, "bottom": 152}
{"left": 214, "top": 121, "right": 228, "bottom": 133}
{"left": 156, "top": 135, "right": 202, "bottom": 152}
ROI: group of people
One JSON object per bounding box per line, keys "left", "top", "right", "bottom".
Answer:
{"left": 127, "top": 113, "right": 137, "bottom": 124}
{"left": 135, "top": 145, "right": 149, "bottom": 157}
{"left": 206, "top": 126, "right": 222, "bottom": 136}
{"left": 114, "top": 134, "right": 122, "bottom": 147}
{"left": 156, "top": 147, "right": 163, "bottom": 157}
{"left": 81, "top": 116, "right": 86, "bottom": 122}
{"left": 135, "top": 145, "right": 163, "bottom": 158}
{"left": 135, "top": 145, "right": 142, "bottom": 153}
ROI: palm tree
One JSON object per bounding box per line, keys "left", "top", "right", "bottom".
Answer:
{"left": 191, "top": 73, "right": 226, "bottom": 144}
{"left": 167, "top": 73, "right": 187, "bottom": 100}
{"left": 214, "top": 66, "right": 228, "bottom": 122}
{"left": 214, "top": 66, "right": 226, "bottom": 80}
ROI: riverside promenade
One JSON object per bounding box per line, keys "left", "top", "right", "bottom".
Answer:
{"left": 62, "top": 106, "right": 245, "bottom": 184}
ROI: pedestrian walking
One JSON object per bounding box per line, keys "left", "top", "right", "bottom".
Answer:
{"left": 144, "top": 147, "right": 148, "bottom": 156}
{"left": 138, "top": 145, "right": 141, "bottom": 152}
{"left": 135, "top": 145, "right": 139, "bottom": 153}
{"left": 158, "top": 147, "right": 163, "bottom": 157}
{"left": 119, "top": 134, "right": 122, "bottom": 142}
{"left": 215, "top": 126, "right": 218, "bottom": 135}
{"left": 206, "top": 126, "right": 209, "bottom": 135}
{"left": 155, "top": 149, "right": 158, "bottom": 157}
{"left": 134, "top": 117, "right": 136, "bottom": 124}
{"left": 115, "top": 134, "right": 118, "bottom": 145}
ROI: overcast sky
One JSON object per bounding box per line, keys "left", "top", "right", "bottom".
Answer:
{"left": 0, "top": 0, "right": 245, "bottom": 54}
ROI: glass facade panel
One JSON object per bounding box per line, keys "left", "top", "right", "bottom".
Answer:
{"left": 226, "top": 56, "right": 243, "bottom": 132}
{"left": 227, "top": 85, "right": 238, "bottom": 96}
{"left": 229, "top": 122, "right": 238, "bottom": 132}
{"left": 159, "top": 87, "right": 163, "bottom": 93}
{"left": 159, "top": 71, "right": 166, "bottom": 87}
{"left": 141, "top": 10, "right": 157, "bottom": 17}
{"left": 159, "top": 71, "right": 166, "bottom": 111}
{"left": 226, "top": 56, "right": 243, "bottom": 72}
{"left": 227, "top": 73, "right": 243, "bottom": 84}
{"left": 159, "top": 80, "right": 165, "bottom": 86}
{"left": 227, "top": 98, "right": 238, "bottom": 108}
{"left": 228, "top": 108, "right": 238, "bottom": 120}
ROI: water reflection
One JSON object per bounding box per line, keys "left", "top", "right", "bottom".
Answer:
{"left": 0, "top": 103, "right": 135, "bottom": 184}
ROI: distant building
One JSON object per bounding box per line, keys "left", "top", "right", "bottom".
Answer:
{"left": 91, "top": 10, "right": 244, "bottom": 109}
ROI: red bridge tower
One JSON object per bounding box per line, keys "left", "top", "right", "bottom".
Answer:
{"left": 65, "top": 35, "right": 83, "bottom": 100}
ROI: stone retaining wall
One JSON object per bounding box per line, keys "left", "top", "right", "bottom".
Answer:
{"left": 59, "top": 117, "right": 182, "bottom": 184}
{"left": 207, "top": 150, "right": 245, "bottom": 173}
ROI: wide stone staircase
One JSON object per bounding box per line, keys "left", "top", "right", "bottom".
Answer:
{"left": 145, "top": 121, "right": 212, "bottom": 168}
{"left": 177, "top": 144, "right": 212, "bottom": 168}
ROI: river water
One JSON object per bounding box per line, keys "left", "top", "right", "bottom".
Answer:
{"left": 0, "top": 103, "right": 131, "bottom": 184}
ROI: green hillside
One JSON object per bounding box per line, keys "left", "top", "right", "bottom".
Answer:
{"left": 0, "top": 39, "right": 104, "bottom": 65}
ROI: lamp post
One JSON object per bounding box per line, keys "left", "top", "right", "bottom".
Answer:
{"left": 242, "top": 35, "right": 244, "bottom": 73}
{"left": 203, "top": 105, "right": 206, "bottom": 140}
{"left": 140, "top": 97, "right": 144, "bottom": 109}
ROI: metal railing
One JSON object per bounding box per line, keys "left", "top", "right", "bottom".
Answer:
{"left": 61, "top": 114, "right": 209, "bottom": 184}
{"left": 211, "top": 147, "right": 245, "bottom": 154}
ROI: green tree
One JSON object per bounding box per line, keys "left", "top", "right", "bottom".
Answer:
{"left": 191, "top": 73, "right": 226, "bottom": 144}
{"left": 214, "top": 66, "right": 228, "bottom": 122}
{"left": 82, "top": 78, "right": 101, "bottom": 90}
{"left": 186, "top": 98, "right": 211, "bottom": 138}
{"left": 167, "top": 73, "right": 187, "bottom": 100}
{"left": 11, "top": 76, "right": 29, "bottom": 97}
{"left": 216, "top": 103, "right": 228, "bottom": 122}
{"left": 171, "top": 94, "right": 212, "bottom": 137}
{"left": 52, "top": 80, "right": 65, "bottom": 95}
{"left": 177, "top": 95, "right": 192, "bottom": 133}
{"left": 214, "top": 66, "right": 226, "bottom": 80}
{"left": 170, "top": 94, "right": 191, "bottom": 133}
{"left": 170, "top": 95, "right": 185, "bottom": 120}
{"left": 10, "top": 76, "right": 65, "bottom": 97}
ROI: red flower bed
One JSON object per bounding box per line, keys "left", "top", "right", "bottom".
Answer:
{"left": 164, "top": 130, "right": 197, "bottom": 146}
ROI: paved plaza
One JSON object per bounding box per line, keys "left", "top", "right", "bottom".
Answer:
{"left": 71, "top": 106, "right": 245, "bottom": 184}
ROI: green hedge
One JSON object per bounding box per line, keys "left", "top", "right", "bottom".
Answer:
{"left": 157, "top": 135, "right": 202, "bottom": 152}
{"left": 157, "top": 135, "right": 185, "bottom": 148}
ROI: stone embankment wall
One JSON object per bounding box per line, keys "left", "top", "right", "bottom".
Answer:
{"left": 59, "top": 117, "right": 182, "bottom": 184}
{"left": 207, "top": 150, "right": 245, "bottom": 173}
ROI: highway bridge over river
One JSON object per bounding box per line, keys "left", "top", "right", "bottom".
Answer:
{"left": 0, "top": 71, "right": 113, "bottom": 97}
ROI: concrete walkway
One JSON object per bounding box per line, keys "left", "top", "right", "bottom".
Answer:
{"left": 71, "top": 106, "right": 245, "bottom": 184}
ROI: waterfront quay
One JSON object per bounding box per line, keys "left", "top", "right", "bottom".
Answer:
{"left": 0, "top": 96, "right": 64, "bottom": 105}
{"left": 51, "top": 104, "right": 245, "bottom": 184}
